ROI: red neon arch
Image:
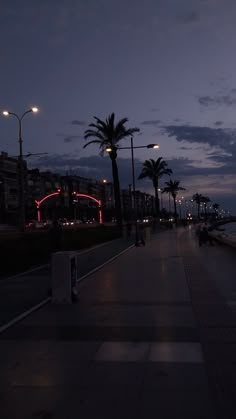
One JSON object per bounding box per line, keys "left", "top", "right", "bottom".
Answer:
{"left": 73, "top": 193, "right": 102, "bottom": 224}
{"left": 35, "top": 192, "right": 60, "bottom": 209}
{"left": 73, "top": 192, "right": 101, "bottom": 205}
{"left": 35, "top": 191, "right": 102, "bottom": 223}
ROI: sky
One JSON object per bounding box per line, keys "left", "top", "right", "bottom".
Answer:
{"left": 0, "top": 0, "right": 236, "bottom": 214}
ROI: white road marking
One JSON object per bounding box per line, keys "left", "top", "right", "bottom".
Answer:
{"left": 77, "top": 244, "right": 134, "bottom": 283}
{"left": 0, "top": 298, "right": 50, "bottom": 334}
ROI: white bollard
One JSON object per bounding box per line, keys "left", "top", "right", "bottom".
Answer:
{"left": 51, "top": 251, "right": 78, "bottom": 303}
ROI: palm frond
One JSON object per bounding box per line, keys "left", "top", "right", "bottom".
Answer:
{"left": 83, "top": 139, "right": 103, "bottom": 149}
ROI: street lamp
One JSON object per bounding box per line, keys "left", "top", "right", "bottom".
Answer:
{"left": 106, "top": 140, "right": 159, "bottom": 246}
{"left": 2, "top": 107, "right": 39, "bottom": 231}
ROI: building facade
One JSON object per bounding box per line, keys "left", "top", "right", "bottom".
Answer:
{"left": 0, "top": 152, "right": 155, "bottom": 224}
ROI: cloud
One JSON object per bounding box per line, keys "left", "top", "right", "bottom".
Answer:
{"left": 198, "top": 95, "right": 236, "bottom": 107}
{"left": 63, "top": 135, "right": 82, "bottom": 143}
{"left": 179, "top": 146, "right": 193, "bottom": 150}
{"left": 141, "top": 120, "right": 162, "bottom": 126}
{"left": 163, "top": 124, "right": 236, "bottom": 152}
{"left": 29, "top": 153, "right": 142, "bottom": 187}
{"left": 215, "top": 121, "right": 223, "bottom": 126}
{"left": 71, "top": 120, "right": 86, "bottom": 126}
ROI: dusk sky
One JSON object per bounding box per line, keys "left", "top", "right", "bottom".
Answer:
{"left": 1, "top": 0, "right": 236, "bottom": 213}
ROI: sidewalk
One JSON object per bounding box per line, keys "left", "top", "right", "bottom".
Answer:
{"left": 1, "top": 226, "right": 236, "bottom": 418}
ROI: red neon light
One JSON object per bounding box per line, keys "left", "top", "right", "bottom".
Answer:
{"left": 35, "top": 191, "right": 60, "bottom": 208}
{"left": 75, "top": 193, "right": 101, "bottom": 205}
{"left": 35, "top": 191, "right": 103, "bottom": 224}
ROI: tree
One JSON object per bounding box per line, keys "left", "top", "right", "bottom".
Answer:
{"left": 162, "top": 180, "right": 185, "bottom": 222}
{"left": 212, "top": 203, "right": 219, "bottom": 216}
{"left": 138, "top": 158, "right": 172, "bottom": 217}
{"left": 84, "top": 113, "right": 139, "bottom": 228}
{"left": 192, "top": 193, "right": 203, "bottom": 219}
{"left": 201, "top": 196, "right": 211, "bottom": 219}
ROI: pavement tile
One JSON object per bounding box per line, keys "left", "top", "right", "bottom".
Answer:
{"left": 0, "top": 386, "right": 74, "bottom": 419}
{"left": 0, "top": 361, "right": 90, "bottom": 387}
{"left": 69, "top": 388, "right": 139, "bottom": 419}
{"left": 142, "top": 362, "right": 209, "bottom": 390}
{"left": 137, "top": 389, "right": 216, "bottom": 419}
{"left": 200, "top": 327, "right": 236, "bottom": 343}
{"left": 41, "top": 340, "right": 101, "bottom": 361}
{"left": 82, "top": 361, "right": 145, "bottom": 390}
{"left": 203, "top": 343, "right": 236, "bottom": 362}
{"left": 94, "top": 341, "right": 150, "bottom": 362}
{"left": 148, "top": 342, "right": 204, "bottom": 363}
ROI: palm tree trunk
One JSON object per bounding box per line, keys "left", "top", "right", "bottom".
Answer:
{"left": 197, "top": 203, "right": 200, "bottom": 219}
{"left": 173, "top": 197, "right": 177, "bottom": 223}
{"left": 154, "top": 185, "right": 159, "bottom": 217}
{"left": 111, "top": 157, "right": 122, "bottom": 229}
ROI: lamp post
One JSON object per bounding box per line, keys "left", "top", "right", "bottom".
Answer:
{"left": 106, "top": 141, "right": 159, "bottom": 246}
{"left": 3, "top": 107, "right": 39, "bottom": 231}
{"left": 178, "top": 200, "right": 182, "bottom": 220}
{"left": 158, "top": 188, "right": 163, "bottom": 211}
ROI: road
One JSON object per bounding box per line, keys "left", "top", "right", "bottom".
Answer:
{"left": 0, "top": 237, "right": 133, "bottom": 328}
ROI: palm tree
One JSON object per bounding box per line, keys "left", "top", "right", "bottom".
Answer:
{"left": 84, "top": 113, "right": 139, "bottom": 228}
{"left": 162, "top": 180, "right": 185, "bottom": 222}
{"left": 201, "top": 196, "right": 211, "bottom": 219}
{"left": 192, "top": 193, "right": 203, "bottom": 219}
{"left": 138, "top": 158, "right": 172, "bottom": 217}
{"left": 212, "top": 203, "right": 219, "bottom": 216}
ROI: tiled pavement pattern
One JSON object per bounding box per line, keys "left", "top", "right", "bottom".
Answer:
{"left": 0, "top": 226, "right": 236, "bottom": 418}
{"left": 180, "top": 234, "right": 236, "bottom": 419}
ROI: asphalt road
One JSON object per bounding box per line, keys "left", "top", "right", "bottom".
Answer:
{"left": 0, "top": 236, "right": 134, "bottom": 328}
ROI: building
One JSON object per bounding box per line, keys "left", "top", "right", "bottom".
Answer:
{"left": 0, "top": 151, "right": 155, "bottom": 224}
{"left": 0, "top": 152, "right": 27, "bottom": 224}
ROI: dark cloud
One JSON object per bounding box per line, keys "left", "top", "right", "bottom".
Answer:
{"left": 198, "top": 95, "right": 236, "bottom": 107}
{"left": 71, "top": 120, "right": 86, "bottom": 126}
{"left": 163, "top": 124, "right": 236, "bottom": 152}
{"left": 215, "top": 121, "right": 223, "bottom": 126}
{"left": 30, "top": 154, "right": 143, "bottom": 188}
{"left": 64, "top": 135, "right": 82, "bottom": 143}
{"left": 165, "top": 156, "right": 236, "bottom": 177}
{"left": 141, "top": 120, "right": 162, "bottom": 126}
{"left": 162, "top": 124, "right": 236, "bottom": 176}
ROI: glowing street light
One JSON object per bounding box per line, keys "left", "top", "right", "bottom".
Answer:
{"left": 2, "top": 107, "right": 39, "bottom": 231}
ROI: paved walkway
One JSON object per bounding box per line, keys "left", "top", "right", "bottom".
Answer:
{"left": 1, "top": 226, "right": 236, "bottom": 418}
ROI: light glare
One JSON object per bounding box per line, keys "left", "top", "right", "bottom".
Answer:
{"left": 31, "top": 107, "right": 38, "bottom": 113}
{"left": 3, "top": 111, "right": 9, "bottom": 116}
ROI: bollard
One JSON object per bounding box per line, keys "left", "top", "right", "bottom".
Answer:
{"left": 51, "top": 251, "right": 78, "bottom": 303}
